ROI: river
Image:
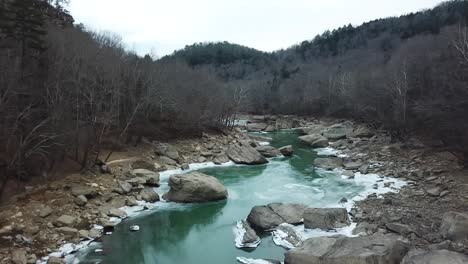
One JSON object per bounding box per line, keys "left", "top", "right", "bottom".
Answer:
{"left": 78, "top": 130, "right": 393, "bottom": 264}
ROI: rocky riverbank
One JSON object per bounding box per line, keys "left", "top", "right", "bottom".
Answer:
{"left": 239, "top": 116, "right": 468, "bottom": 263}
{"left": 1, "top": 115, "right": 468, "bottom": 264}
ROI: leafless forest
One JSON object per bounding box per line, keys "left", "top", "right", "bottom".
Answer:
{"left": 1, "top": 0, "right": 468, "bottom": 198}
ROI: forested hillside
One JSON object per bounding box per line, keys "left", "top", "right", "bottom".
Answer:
{"left": 2, "top": 0, "right": 468, "bottom": 198}
{"left": 166, "top": 0, "right": 468, "bottom": 165}
{"left": 0, "top": 0, "right": 241, "bottom": 196}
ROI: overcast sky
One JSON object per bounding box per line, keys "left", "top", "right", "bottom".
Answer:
{"left": 69, "top": 0, "right": 444, "bottom": 57}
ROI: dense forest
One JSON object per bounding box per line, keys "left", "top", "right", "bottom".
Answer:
{"left": 0, "top": 0, "right": 240, "bottom": 196}
{"left": 165, "top": 0, "right": 468, "bottom": 164}
{"left": 1, "top": 0, "right": 468, "bottom": 198}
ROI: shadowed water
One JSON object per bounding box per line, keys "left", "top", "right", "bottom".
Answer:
{"left": 80, "top": 130, "right": 367, "bottom": 264}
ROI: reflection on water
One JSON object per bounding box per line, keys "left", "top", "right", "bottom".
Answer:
{"left": 81, "top": 130, "right": 366, "bottom": 264}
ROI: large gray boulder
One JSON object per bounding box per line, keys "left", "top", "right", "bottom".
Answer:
{"left": 279, "top": 145, "right": 294, "bottom": 157}
{"left": 247, "top": 203, "right": 307, "bottom": 231}
{"left": 285, "top": 234, "right": 410, "bottom": 264}
{"left": 353, "top": 126, "right": 375, "bottom": 138}
{"left": 154, "top": 143, "right": 180, "bottom": 162}
{"left": 439, "top": 212, "right": 468, "bottom": 243}
{"left": 313, "top": 158, "right": 343, "bottom": 170}
{"left": 70, "top": 185, "right": 98, "bottom": 199}
{"left": 55, "top": 215, "right": 78, "bottom": 227}
{"left": 140, "top": 188, "right": 159, "bottom": 203}
{"left": 11, "top": 249, "right": 27, "bottom": 264}
{"left": 226, "top": 143, "right": 268, "bottom": 165}
{"left": 402, "top": 249, "right": 468, "bottom": 264}
{"left": 298, "top": 134, "right": 329, "bottom": 148}
{"left": 322, "top": 123, "right": 352, "bottom": 140}
{"left": 213, "top": 153, "right": 230, "bottom": 164}
{"left": 255, "top": 146, "right": 281, "bottom": 157}
{"left": 163, "top": 172, "right": 228, "bottom": 203}
{"left": 130, "top": 159, "right": 156, "bottom": 171}
{"left": 304, "top": 208, "right": 350, "bottom": 230}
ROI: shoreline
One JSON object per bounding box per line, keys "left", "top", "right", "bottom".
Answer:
{"left": 2, "top": 116, "right": 467, "bottom": 263}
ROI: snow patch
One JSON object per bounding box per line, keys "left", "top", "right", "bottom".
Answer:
{"left": 233, "top": 221, "right": 261, "bottom": 248}
{"left": 236, "top": 257, "right": 279, "bottom": 264}
{"left": 314, "top": 147, "right": 348, "bottom": 157}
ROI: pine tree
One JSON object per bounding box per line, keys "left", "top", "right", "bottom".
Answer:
{"left": 11, "top": 0, "right": 47, "bottom": 52}
{"left": 0, "top": 0, "right": 14, "bottom": 40}
{"left": 9, "top": 0, "right": 48, "bottom": 79}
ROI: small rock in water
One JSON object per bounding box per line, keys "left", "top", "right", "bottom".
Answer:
{"left": 130, "top": 225, "right": 140, "bottom": 232}
{"left": 339, "top": 197, "right": 348, "bottom": 203}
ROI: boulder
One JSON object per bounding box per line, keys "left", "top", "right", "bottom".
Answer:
{"left": 39, "top": 206, "right": 53, "bottom": 218}
{"left": 56, "top": 215, "right": 77, "bottom": 227}
{"left": 163, "top": 172, "right": 228, "bottom": 203}
{"left": 70, "top": 185, "right": 98, "bottom": 199}
{"left": 108, "top": 208, "right": 127, "bottom": 218}
{"left": 264, "top": 124, "right": 276, "bottom": 132}
{"left": 246, "top": 122, "right": 268, "bottom": 132}
{"left": 57, "top": 227, "right": 78, "bottom": 236}
{"left": 130, "top": 159, "right": 155, "bottom": 171}
{"left": 74, "top": 195, "right": 87, "bottom": 206}
{"left": 269, "top": 203, "right": 306, "bottom": 224}
{"left": 235, "top": 220, "right": 261, "bottom": 248}
{"left": 255, "top": 146, "right": 281, "bottom": 157}
{"left": 154, "top": 143, "right": 180, "bottom": 161}
{"left": 130, "top": 169, "right": 160, "bottom": 186}
{"left": 247, "top": 203, "right": 307, "bottom": 231}
{"left": 226, "top": 143, "right": 268, "bottom": 165}
{"left": 100, "top": 218, "right": 119, "bottom": 228}
{"left": 11, "top": 249, "right": 27, "bottom": 264}
{"left": 213, "top": 153, "right": 230, "bottom": 165}
{"left": 343, "top": 161, "right": 364, "bottom": 170}
{"left": 313, "top": 157, "right": 343, "bottom": 170}
{"left": 426, "top": 187, "right": 441, "bottom": 197}
{"left": 298, "top": 134, "right": 329, "bottom": 148}
{"left": 115, "top": 180, "right": 132, "bottom": 194}
{"left": 402, "top": 249, "right": 468, "bottom": 264}
{"left": 279, "top": 145, "right": 293, "bottom": 156}
{"left": 47, "top": 256, "right": 65, "bottom": 264}
{"left": 353, "top": 126, "right": 375, "bottom": 138}
{"left": 303, "top": 208, "right": 350, "bottom": 230}
{"left": 158, "top": 156, "right": 178, "bottom": 166}
{"left": 322, "top": 123, "right": 352, "bottom": 140}
{"left": 386, "top": 222, "right": 413, "bottom": 236}
{"left": 439, "top": 212, "right": 468, "bottom": 243}
{"left": 126, "top": 197, "right": 138, "bottom": 206}
{"left": 285, "top": 234, "right": 409, "bottom": 264}
{"left": 352, "top": 222, "right": 378, "bottom": 235}
{"left": 140, "top": 188, "right": 159, "bottom": 203}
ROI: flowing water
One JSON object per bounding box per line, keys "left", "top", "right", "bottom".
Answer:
{"left": 79, "top": 130, "right": 387, "bottom": 264}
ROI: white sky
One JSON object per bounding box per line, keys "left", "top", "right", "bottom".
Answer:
{"left": 69, "top": 0, "right": 444, "bottom": 57}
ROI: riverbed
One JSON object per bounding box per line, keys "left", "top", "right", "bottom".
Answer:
{"left": 78, "top": 130, "right": 403, "bottom": 264}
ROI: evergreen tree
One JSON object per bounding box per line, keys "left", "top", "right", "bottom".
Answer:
{"left": 10, "top": 0, "right": 47, "bottom": 52}
{"left": 0, "top": 0, "right": 14, "bottom": 40}
{"left": 9, "top": 0, "right": 48, "bottom": 79}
